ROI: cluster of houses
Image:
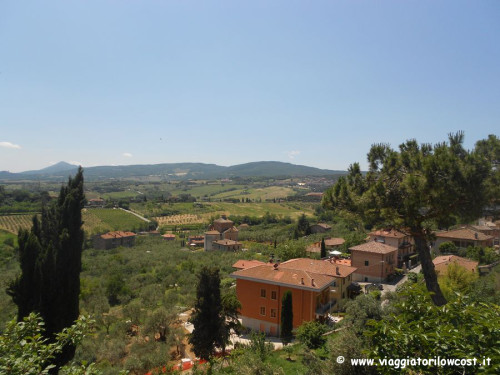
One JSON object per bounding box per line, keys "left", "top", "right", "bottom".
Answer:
{"left": 185, "top": 216, "right": 244, "bottom": 251}
{"left": 229, "top": 219, "right": 499, "bottom": 337}
{"left": 90, "top": 214, "right": 498, "bottom": 338}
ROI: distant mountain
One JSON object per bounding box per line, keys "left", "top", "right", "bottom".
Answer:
{"left": 0, "top": 161, "right": 345, "bottom": 181}
{"left": 225, "top": 161, "right": 335, "bottom": 177}
{"left": 21, "top": 161, "right": 79, "bottom": 175}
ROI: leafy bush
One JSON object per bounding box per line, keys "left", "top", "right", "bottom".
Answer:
{"left": 296, "top": 321, "right": 329, "bottom": 349}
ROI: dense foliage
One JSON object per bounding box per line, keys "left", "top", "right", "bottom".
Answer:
{"left": 323, "top": 133, "right": 494, "bottom": 306}
{"left": 366, "top": 286, "right": 500, "bottom": 374}
{"left": 7, "top": 168, "right": 85, "bottom": 370}
{"left": 0, "top": 313, "right": 98, "bottom": 375}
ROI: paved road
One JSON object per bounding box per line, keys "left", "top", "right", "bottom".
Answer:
{"left": 118, "top": 207, "right": 151, "bottom": 223}
{"left": 380, "top": 265, "right": 422, "bottom": 294}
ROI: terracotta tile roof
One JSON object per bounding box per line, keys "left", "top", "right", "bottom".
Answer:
{"left": 325, "top": 238, "right": 345, "bottom": 247}
{"left": 306, "top": 245, "right": 321, "bottom": 253}
{"left": 205, "top": 230, "right": 221, "bottom": 235}
{"left": 435, "top": 228, "right": 493, "bottom": 241}
{"left": 100, "top": 231, "right": 136, "bottom": 239}
{"left": 232, "top": 264, "right": 334, "bottom": 291}
{"left": 280, "top": 258, "right": 357, "bottom": 278}
{"left": 162, "top": 234, "right": 176, "bottom": 238}
{"left": 232, "top": 259, "right": 266, "bottom": 270}
{"left": 469, "top": 225, "right": 494, "bottom": 232}
{"left": 214, "top": 218, "right": 233, "bottom": 223}
{"left": 349, "top": 241, "right": 398, "bottom": 254}
{"left": 369, "top": 228, "right": 408, "bottom": 239}
{"left": 223, "top": 226, "right": 239, "bottom": 233}
{"left": 331, "top": 258, "right": 352, "bottom": 266}
{"left": 433, "top": 255, "right": 479, "bottom": 273}
{"left": 306, "top": 238, "right": 345, "bottom": 253}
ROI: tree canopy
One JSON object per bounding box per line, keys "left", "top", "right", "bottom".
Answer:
{"left": 0, "top": 313, "right": 98, "bottom": 375}
{"left": 189, "top": 266, "right": 240, "bottom": 360}
{"left": 322, "top": 133, "right": 493, "bottom": 306}
{"left": 7, "top": 167, "right": 85, "bottom": 369}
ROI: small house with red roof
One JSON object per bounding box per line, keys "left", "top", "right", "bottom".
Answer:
{"left": 349, "top": 241, "right": 398, "bottom": 282}
{"left": 368, "top": 228, "right": 416, "bottom": 268}
{"left": 204, "top": 216, "right": 242, "bottom": 251}
{"left": 93, "top": 231, "right": 136, "bottom": 250}
{"left": 433, "top": 255, "right": 479, "bottom": 275}
{"left": 433, "top": 228, "right": 494, "bottom": 251}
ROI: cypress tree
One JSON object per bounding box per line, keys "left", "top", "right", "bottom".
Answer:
{"left": 189, "top": 266, "right": 225, "bottom": 360}
{"left": 320, "top": 237, "right": 326, "bottom": 259}
{"left": 8, "top": 167, "right": 85, "bottom": 370}
{"left": 280, "top": 290, "right": 293, "bottom": 345}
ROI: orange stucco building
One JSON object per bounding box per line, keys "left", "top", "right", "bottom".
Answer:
{"left": 349, "top": 241, "right": 398, "bottom": 283}
{"left": 231, "top": 258, "right": 357, "bottom": 336}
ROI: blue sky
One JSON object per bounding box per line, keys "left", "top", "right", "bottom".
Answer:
{"left": 1, "top": 0, "right": 499, "bottom": 172}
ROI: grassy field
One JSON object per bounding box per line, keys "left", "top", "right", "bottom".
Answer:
{"left": 206, "top": 201, "right": 315, "bottom": 218}
{"left": 210, "top": 186, "right": 295, "bottom": 201}
{"left": 0, "top": 215, "right": 35, "bottom": 234}
{"left": 101, "top": 190, "right": 143, "bottom": 200}
{"left": 0, "top": 229, "right": 17, "bottom": 246}
{"left": 82, "top": 208, "right": 149, "bottom": 235}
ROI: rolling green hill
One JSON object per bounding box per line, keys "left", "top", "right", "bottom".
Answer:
{"left": 1, "top": 161, "right": 345, "bottom": 181}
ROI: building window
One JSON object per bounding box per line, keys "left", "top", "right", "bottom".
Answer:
{"left": 270, "top": 309, "right": 277, "bottom": 318}
{"left": 365, "top": 260, "right": 369, "bottom": 267}
{"left": 260, "top": 289, "right": 266, "bottom": 298}
{"left": 271, "top": 291, "right": 277, "bottom": 300}
{"left": 348, "top": 275, "right": 351, "bottom": 281}
{"left": 342, "top": 292, "right": 345, "bottom": 299}
{"left": 260, "top": 307, "right": 266, "bottom": 316}
{"left": 364, "top": 277, "right": 368, "bottom": 282}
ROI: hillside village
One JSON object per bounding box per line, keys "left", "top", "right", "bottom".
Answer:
{"left": 1, "top": 146, "right": 500, "bottom": 374}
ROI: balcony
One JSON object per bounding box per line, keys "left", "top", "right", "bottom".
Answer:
{"left": 315, "top": 299, "right": 337, "bottom": 316}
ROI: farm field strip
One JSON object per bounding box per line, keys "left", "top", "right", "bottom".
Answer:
{"left": 0, "top": 215, "right": 36, "bottom": 233}
{"left": 82, "top": 208, "right": 149, "bottom": 234}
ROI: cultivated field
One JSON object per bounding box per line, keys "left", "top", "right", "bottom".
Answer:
{"left": 153, "top": 201, "right": 316, "bottom": 230}
{"left": 0, "top": 215, "right": 35, "bottom": 234}
{"left": 82, "top": 208, "right": 149, "bottom": 234}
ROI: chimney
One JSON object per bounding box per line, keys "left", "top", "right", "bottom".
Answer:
{"left": 311, "top": 278, "right": 315, "bottom": 286}
{"left": 474, "top": 232, "right": 478, "bottom": 239}
{"left": 273, "top": 263, "right": 279, "bottom": 270}
{"left": 336, "top": 266, "right": 340, "bottom": 275}
{"left": 301, "top": 278, "right": 304, "bottom": 285}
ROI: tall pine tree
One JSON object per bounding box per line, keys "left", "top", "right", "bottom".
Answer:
{"left": 8, "top": 167, "right": 85, "bottom": 370}
{"left": 322, "top": 133, "right": 491, "bottom": 306}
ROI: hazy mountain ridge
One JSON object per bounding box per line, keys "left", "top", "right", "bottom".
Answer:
{"left": 0, "top": 161, "right": 345, "bottom": 181}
